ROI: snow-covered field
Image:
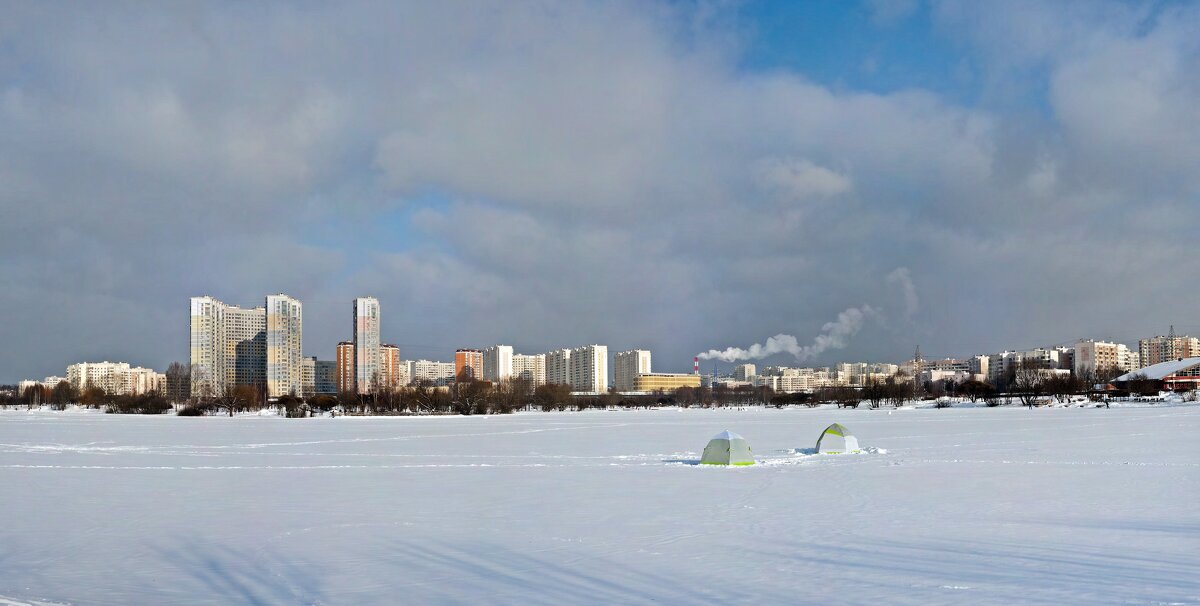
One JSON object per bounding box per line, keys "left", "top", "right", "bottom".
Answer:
{"left": 1, "top": 406, "right": 1198, "bottom": 605}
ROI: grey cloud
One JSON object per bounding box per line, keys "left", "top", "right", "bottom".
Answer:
{"left": 1, "top": 1, "right": 1198, "bottom": 382}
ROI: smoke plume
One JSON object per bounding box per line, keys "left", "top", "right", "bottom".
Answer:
{"left": 886, "top": 266, "right": 918, "bottom": 319}
{"left": 697, "top": 305, "right": 878, "bottom": 363}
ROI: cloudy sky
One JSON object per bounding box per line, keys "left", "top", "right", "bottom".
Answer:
{"left": 2, "top": 0, "right": 1198, "bottom": 381}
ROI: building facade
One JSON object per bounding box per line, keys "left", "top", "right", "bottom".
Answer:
{"left": 613, "top": 349, "right": 651, "bottom": 392}
{"left": 1074, "top": 340, "right": 1139, "bottom": 377}
{"left": 568, "top": 345, "right": 608, "bottom": 393}
{"left": 1139, "top": 334, "right": 1200, "bottom": 366}
{"left": 189, "top": 296, "right": 267, "bottom": 397}
{"left": 633, "top": 373, "right": 700, "bottom": 392}
{"left": 482, "top": 345, "right": 514, "bottom": 382}
{"left": 67, "top": 361, "right": 165, "bottom": 396}
{"left": 454, "top": 349, "right": 483, "bottom": 381}
{"left": 314, "top": 360, "right": 337, "bottom": 395}
{"left": 733, "top": 364, "right": 756, "bottom": 382}
{"left": 512, "top": 353, "right": 546, "bottom": 386}
{"left": 265, "top": 294, "right": 303, "bottom": 397}
{"left": 545, "top": 349, "right": 572, "bottom": 385}
{"left": 380, "top": 344, "right": 401, "bottom": 390}
{"left": 353, "top": 297, "right": 381, "bottom": 393}
{"left": 336, "top": 341, "right": 355, "bottom": 394}
{"left": 407, "top": 360, "right": 457, "bottom": 386}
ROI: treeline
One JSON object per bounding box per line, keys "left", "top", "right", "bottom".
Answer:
{"left": 0, "top": 380, "right": 172, "bottom": 414}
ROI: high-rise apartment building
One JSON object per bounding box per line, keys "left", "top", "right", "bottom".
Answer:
{"left": 455, "top": 349, "right": 483, "bottom": 381}
{"left": 353, "top": 297, "right": 381, "bottom": 393}
{"left": 1139, "top": 334, "right": 1200, "bottom": 366}
{"left": 265, "top": 294, "right": 303, "bottom": 397}
{"left": 569, "top": 345, "right": 608, "bottom": 393}
{"left": 482, "top": 345, "right": 514, "bottom": 382}
{"left": 336, "top": 341, "right": 355, "bottom": 393}
{"left": 190, "top": 296, "right": 267, "bottom": 397}
{"left": 733, "top": 363, "right": 757, "bottom": 381}
{"left": 545, "top": 349, "right": 571, "bottom": 385}
{"left": 381, "top": 344, "right": 401, "bottom": 390}
{"left": 613, "top": 349, "right": 651, "bottom": 392}
{"left": 512, "top": 353, "right": 546, "bottom": 386}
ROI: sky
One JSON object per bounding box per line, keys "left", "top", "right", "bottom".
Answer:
{"left": 1, "top": 0, "right": 1198, "bottom": 382}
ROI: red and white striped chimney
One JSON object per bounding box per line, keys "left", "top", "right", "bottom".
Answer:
{"left": 693, "top": 357, "right": 700, "bottom": 375}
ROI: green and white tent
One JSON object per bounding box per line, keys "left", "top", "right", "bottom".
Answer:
{"left": 700, "top": 430, "right": 755, "bottom": 466}
{"left": 816, "top": 423, "right": 860, "bottom": 454}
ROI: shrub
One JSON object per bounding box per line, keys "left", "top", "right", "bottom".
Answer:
{"left": 177, "top": 405, "right": 205, "bottom": 416}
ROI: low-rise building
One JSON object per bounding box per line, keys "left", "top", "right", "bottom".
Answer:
{"left": 632, "top": 373, "right": 701, "bottom": 392}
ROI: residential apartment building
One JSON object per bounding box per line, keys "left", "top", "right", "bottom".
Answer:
{"left": 454, "top": 349, "right": 483, "bottom": 381}
{"left": 189, "top": 296, "right": 267, "bottom": 397}
{"left": 67, "top": 361, "right": 165, "bottom": 396}
{"left": 545, "top": 349, "right": 572, "bottom": 385}
{"left": 407, "top": 360, "right": 457, "bottom": 386}
{"left": 754, "top": 374, "right": 811, "bottom": 394}
{"left": 1074, "top": 340, "right": 1139, "bottom": 376}
{"left": 1139, "top": 334, "right": 1200, "bottom": 366}
{"left": 312, "top": 361, "right": 335, "bottom": 395}
{"left": 381, "top": 344, "right": 401, "bottom": 390}
{"left": 613, "top": 349, "right": 652, "bottom": 392}
{"left": 482, "top": 345, "right": 514, "bottom": 382}
{"left": 300, "top": 357, "right": 337, "bottom": 397}
{"left": 265, "top": 294, "right": 303, "bottom": 397}
{"left": 568, "top": 345, "right": 608, "bottom": 393}
{"left": 336, "top": 341, "right": 354, "bottom": 393}
{"left": 512, "top": 353, "right": 546, "bottom": 386}
{"left": 968, "top": 355, "right": 989, "bottom": 380}
{"left": 353, "top": 297, "right": 381, "bottom": 393}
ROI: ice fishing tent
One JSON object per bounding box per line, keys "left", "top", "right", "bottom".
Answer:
{"left": 816, "top": 423, "right": 860, "bottom": 454}
{"left": 700, "top": 430, "right": 755, "bottom": 466}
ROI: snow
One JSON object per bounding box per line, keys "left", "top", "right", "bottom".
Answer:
{"left": 1, "top": 406, "right": 1198, "bottom": 605}
{"left": 1116, "top": 357, "right": 1200, "bottom": 381}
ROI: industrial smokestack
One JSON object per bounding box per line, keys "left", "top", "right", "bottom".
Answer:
{"left": 693, "top": 357, "right": 700, "bottom": 375}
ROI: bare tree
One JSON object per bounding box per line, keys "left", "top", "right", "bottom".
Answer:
{"left": 1013, "top": 361, "right": 1047, "bottom": 408}
{"left": 165, "top": 362, "right": 191, "bottom": 404}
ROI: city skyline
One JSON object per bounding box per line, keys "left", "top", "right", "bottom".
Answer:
{"left": 2, "top": 2, "right": 1199, "bottom": 383}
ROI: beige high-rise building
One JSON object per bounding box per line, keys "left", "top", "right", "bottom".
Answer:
{"left": 733, "top": 363, "right": 756, "bottom": 381}
{"left": 545, "top": 349, "right": 571, "bottom": 385}
{"left": 613, "top": 349, "right": 651, "bottom": 392}
{"left": 353, "top": 297, "right": 381, "bottom": 393}
{"left": 568, "top": 345, "right": 607, "bottom": 393}
{"left": 380, "top": 344, "right": 401, "bottom": 390}
{"left": 190, "top": 296, "right": 266, "bottom": 397}
{"left": 265, "top": 294, "right": 303, "bottom": 398}
{"left": 512, "top": 353, "right": 546, "bottom": 386}
{"left": 336, "top": 341, "right": 355, "bottom": 394}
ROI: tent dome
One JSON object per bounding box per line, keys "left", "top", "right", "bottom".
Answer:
{"left": 816, "top": 423, "right": 861, "bottom": 454}
{"left": 700, "top": 429, "right": 754, "bottom": 466}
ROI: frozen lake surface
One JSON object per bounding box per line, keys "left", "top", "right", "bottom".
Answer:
{"left": 1, "top": 406, "right": 1198, "bottom": 605}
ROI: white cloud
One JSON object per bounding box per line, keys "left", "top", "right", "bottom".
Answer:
{"left": 753, "top": 157, "right": 852, "bottom": 200}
